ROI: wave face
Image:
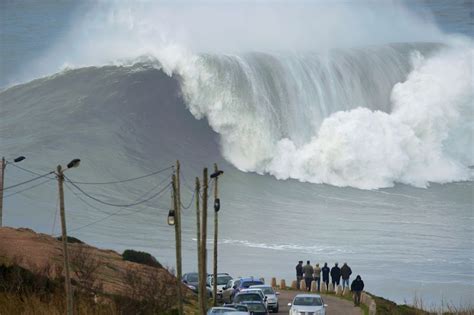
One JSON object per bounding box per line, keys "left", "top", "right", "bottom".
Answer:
{"left": 1, "top": 42, "right": 473, "bottom": 190}
{"left": 175, "top": 42, "right": 473, "bottom": 189}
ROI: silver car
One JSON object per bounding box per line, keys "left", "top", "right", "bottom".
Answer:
{"left": 249, "top": 285, "right": 280, "bottom": 313}
{"left": 288, "top": 294, "right": 327, "bottom": 315}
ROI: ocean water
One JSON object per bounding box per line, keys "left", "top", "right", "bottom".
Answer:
{"left": 1, "top": 0, "right": 473, "bottom": 307}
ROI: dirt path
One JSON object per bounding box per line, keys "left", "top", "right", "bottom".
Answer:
{"left": 275, "top": 290, "right": 362, "bottom": 315}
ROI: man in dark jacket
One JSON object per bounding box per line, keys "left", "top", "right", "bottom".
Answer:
{"left": 330, "top": 262, "right": 341, "bottom": 287}
{"left": 351, "top": 275, "right": 364, "bottom": 306}
{"left": 340, "top": 262, "right": 352, "bottom": 289}
{"left": 295, "top": 261, "right": 303, "bottom": 290}
{"left": 302, "top": 260, "right": 314, "bottom": 291}
{"left": 321, "top": 262, "right": 330, "bottom": 290}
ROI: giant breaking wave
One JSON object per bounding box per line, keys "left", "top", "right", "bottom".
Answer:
{"left": 172, "top": 43, "right": 474, "bottom": 189}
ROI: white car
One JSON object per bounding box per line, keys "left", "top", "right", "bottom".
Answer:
{"left": 207, "top": 273, "right": 233, "bottom": 300}
{"left": 288, "top": 294, "right": 327, "bottom": 315}
{"left": 249, "top": 285, "right": 280, "bottom": 313}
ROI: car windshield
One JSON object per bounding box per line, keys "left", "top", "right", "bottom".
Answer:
{"left": 187, "top": 274, "right": 198, "bottom": 282}
{"left": 235, "top": 293, "right": 262, "bottom": 302}
{"left": 242, "top": 281, "right": 263, "bottom": 288}
{"left": 234, "top": 305, "right": 248, "bottom": 311}
{"left": 260, "top": 287, "right": 274, "bottom": 295}
{"left": 293, "top": 296, "right": 323, "bottom": 306}
{"left": 209, "top": 308, "right": 238, "bottom": 314}
{"left": 247, "top": 304, "right": 266, "bottom": 312}
{"left": 214, "top": 275, "right": 232, "bottom": 285}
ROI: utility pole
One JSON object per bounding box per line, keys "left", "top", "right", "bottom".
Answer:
{"left": 211, "top": 164, "right": 223, "bottom": 306}
{"left": 172, "top": 171, "right": 183, "bottom": 315}
{"left": 57, "top": 165, "right": 74, "bottom": 315}
{"left": 201, "top": 168, "right": 208, "bottom": 314}
{"left": 0, "top": 157, "right": 5, "bottom": 227}
{"left": 195, "top": 177, "right": 203, "bottom": 315}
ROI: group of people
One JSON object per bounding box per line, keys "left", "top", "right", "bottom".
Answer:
{"left": 295, "top": 260, "right": 365, "bottom": 306}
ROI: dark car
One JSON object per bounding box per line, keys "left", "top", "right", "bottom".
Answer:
{"left": 182, "top": 272, "right": 212, "bottom": 297}
{"left": 242, "top": 301, "right": 268, "bottom": 315}
{"left": 233, "top": 292, "right": 264, "bottom": 304}
{"left": 223, "top": 304, "right": 249, "bottom": 312}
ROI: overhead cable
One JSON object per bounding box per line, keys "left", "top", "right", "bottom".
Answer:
{"left": 2, "top": 171, "right": 55, "bottom": 191}
{"left": 3, "top": 178, "right": 54, "bottom": 198}
{"left": 64, "top": 174, "right": 172, "bottom": 208}
{"left": 65, "top": 166, "right": 173, "bottom": 185}
{"left": 64, "top": 185, "right": 171, "bottom": 234}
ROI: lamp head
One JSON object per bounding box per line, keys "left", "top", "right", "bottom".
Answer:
{"left": 67, "top": 159, "right": 81, "bottom": 169}
{"left": 210, "top": 170, "right": 224, "bottom": 178}
{"left": 13, "top": 156, "right": 26, "bottom": 163}
{"left": 167, "top": 209, "right": 175, "bottom": 226}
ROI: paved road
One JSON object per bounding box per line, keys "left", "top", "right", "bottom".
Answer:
{"left": 274, "top": 290, "right": 362, "bottom": 315}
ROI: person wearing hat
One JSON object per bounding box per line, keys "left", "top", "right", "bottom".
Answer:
{"left": 295, "top": 261, "right": 303, "bottom": 290}
{"left": 321, "top": 262, "right": 330, "bottom": 289}
{"left": 351, "top": 275, "right": 365, "bottom": 306}
{"left": 330, "top": 262, "right": 341, "bottom": 287}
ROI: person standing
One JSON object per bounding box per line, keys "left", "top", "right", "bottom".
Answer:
{"left": 313, "top": 263, "right": 321, "bottom": 291}
{"left": 340, "top": 262, "right": 352, "bottom": 289}
{"left": 303, "top": 260, "right": 314, "bottom": 291}
{"left": 295, "top": 261, "right": 303, "bottom": 290}
{"left": 351, "top": 275, "right": 364, "bottom": 306}
{"left": 321, "top": 262, "right": 330, "bottom": 290}
{"left": 330, "top": 262, "right": 341, "bottom": 287}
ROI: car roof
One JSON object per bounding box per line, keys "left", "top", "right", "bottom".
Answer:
{"left": 236, "top": 292, "right": 262, "bottom": 296}
{"left": 249, "top": 285, "right": 271, "bottom": 288}
{"left": 294, "top": 294, "right": 322, "bottom": 298}
{"left": 240, "top": 277, "right": 263, "bottom": 283}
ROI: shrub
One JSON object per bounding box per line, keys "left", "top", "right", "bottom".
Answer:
{"left": 122, "top": 250, "right": 162, "bottom": 268}
{"left": 55, "top": 236, "right": 84, "bottom": 244}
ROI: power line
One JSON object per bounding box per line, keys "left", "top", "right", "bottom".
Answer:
{"left": 65, "top": 166, "right": 173, "bottom": 185}
{"left": 3, "top": 178, "right": 54, "bottom": 198}
{"left": 2, "top": 171, "right": 55, "bottom": 191}
{"left": 181, "top": 190, "right": 196, "bottom": 210}
{"left": 8, "top": 163, "right": 53, "bottom": 177}
{"left": 64, "top": 174, "right": 172, "bottom": 208}
{"left": 64, "top": 177, "right": 171, "bottom": 216}
{"left": 64, "top": 184, "right": 171, "bottom": 234}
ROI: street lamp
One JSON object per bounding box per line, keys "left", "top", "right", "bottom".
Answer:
{"left": 56, "top": 158, "right": 80, "bottom": 315}
{"left": 167, "top": 209, "right": 175, "bottom": 226}
{"left": 0, "top": 155, "right": 27, "bottom": 227}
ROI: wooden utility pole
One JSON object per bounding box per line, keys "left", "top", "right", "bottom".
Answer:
{"left": 0, "top": 157, "right": 5, "bottom": 227}
{"left": 57, "top": 165, "right": 74, "bottom": 315}
{"left": 195, "top": 177, "right": 203, "bottom": 314}
{"left": 212, "top": 163, "right": 220, "bottom": 306}
{"left": 201, "top": 168, "right": 208, "bottom": 314}
{"left": 172, "top": 172, "right": 184, "bottom": 315}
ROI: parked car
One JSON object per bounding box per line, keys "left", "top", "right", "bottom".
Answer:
{"left": 241, "top": 301, "right": 268, "bottom": 315}
{"left": 288, "top": 294, "right": 327, "bottom": 315}
{"left": 222, "top": 278, "right": 241, "bottom": 303}
{"left": 233, "top": 292, "right": 264, "bottom": 304}
{"left": 239, "top": 288, "right": 266, "bottom": 304}
{"left": 223, "top": 304, "right": 249, "bottom": 313}
{"left": 207, "top": 273, "right": 233, "bottom": 300}
{"left": 207, "top": 306, "right": 249, "bottom": 314}
{"left": 249, "top": 285, "right": 280, "bottom": 313}
{"left": 223, "top": 277, "right": 264, "bottom": 303}
{"left": 182, "top": 272, "right": 212, "bottom": 297}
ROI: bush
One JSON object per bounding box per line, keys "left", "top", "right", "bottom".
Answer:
{"left": 55, "top": 236, "right": 84, "bottom": 244}
{"left": 122, "top": 250, "right": 162, "bottom": 268}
